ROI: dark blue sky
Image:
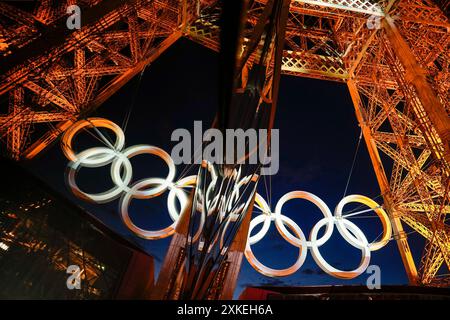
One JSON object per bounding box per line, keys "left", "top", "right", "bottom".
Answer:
{"left": 24, "top": 38, "right": 424, "bottom": 297}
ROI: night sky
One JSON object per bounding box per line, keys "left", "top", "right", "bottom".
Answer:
{"left": 24, "top": 38, "right": 424, "bottom": 297}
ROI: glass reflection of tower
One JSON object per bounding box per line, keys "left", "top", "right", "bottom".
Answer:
{"left": 0, "top": 160, "right": 154, "bottom": 299}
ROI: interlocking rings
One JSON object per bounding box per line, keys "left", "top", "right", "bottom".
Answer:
{"left": 275, "top": 191, "right": 333, "bottom": 247}
{"left": 245, "top": 193, "right": 392, "bottom": 279}
{"left": 61, "top": 117, "right": 393, "bottom": 279}
{"left": 61, "top": 118, "right": 194, "bottom": 239}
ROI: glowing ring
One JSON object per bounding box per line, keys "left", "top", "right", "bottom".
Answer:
{"left": 111, "top": 145, "right": 176, "bottom": 199}
{"left": 309, "top": 217, "right": 371, "bottom": 279}
{"left": 246, "top": 192, "right": 390, "bottom": 279}
{"left": 61, "top": 118, "right": 125, "bottom": 164}
{"left": 334, "top": 194, "right": 392, "bottom": 251}
{"left": 120, "top": 178, "right": 186, "bottom": 239}
{"left": 245, "top": 214, "right": 307, "bottom": 277}
{"left": 274, "top": 191, "right": 334, "bottom": 248}
{"left": 248, "top": 193, "right": 272, "bottom": 245}
{"left": 66, "top": 147, "right": 132, "bottom": 203}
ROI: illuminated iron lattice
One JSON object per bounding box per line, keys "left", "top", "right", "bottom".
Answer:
{"left": 0, "top": 0, "right": 449, "bottom": 286}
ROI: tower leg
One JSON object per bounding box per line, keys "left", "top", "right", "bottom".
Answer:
{"left": 347, "top": 79, "right": 419, "bottom": 285}
{"left": 383, "top": 15, "right": 450, "bottom": 164}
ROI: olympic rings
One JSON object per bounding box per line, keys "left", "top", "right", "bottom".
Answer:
{"left": 61, "top": 118, "right": 193, "bottom": 239}
{"left": 61, "top": 117, "right": 393, "bottom": 278}
{"left": 245, "top": 193, "right": 392, "bottom": 279}
{"left": 110, "top": 145, "right": 176, "bottom": 199}
{"left": 120, "top": 178, "right": 186, "bottom": 239}
{"left": 274, "top": 191, "right": 333, "bottom": 247}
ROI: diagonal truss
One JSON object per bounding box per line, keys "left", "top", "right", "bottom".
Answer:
{"left": 0, "top": 0, "right": 193, "bottom": 160}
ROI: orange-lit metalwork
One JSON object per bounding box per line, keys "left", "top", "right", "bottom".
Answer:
{"left": 0, "top": 0, "right": 449, "bottom": 287}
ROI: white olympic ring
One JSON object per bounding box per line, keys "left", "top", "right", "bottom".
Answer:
{"left": 61, "top": 118, "right": 125, "bottom": 164}
{"left": 335, "top": 194, "right": 391, "bottom": 251}
{"left": 110, "top": 144, "right": 176, "bottom": 199}
{"left": 245, "top": 192, "right": 392, "bottom": 279}
{"left": 274, "top": 191, "right": 333, "bottom": 247}
{"left": 246, "top": 213, "right": 307, "bottom": 277}
{"left": 309, "top": 217, "right": 370, "bottom": 279}
{"left": 120, "top": 178, "right": 187, "bottom": 239}
{"left": 61, "top": 118, "right": 392, "bottom": 279}
{"left": 61, "top": 118, "right": 195, "bottom": 239}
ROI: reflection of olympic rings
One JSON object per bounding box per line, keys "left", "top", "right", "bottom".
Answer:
{"left": 61, "top": 118, "right": 195, "bottom": 239}
{"left": 245, "top": 193, "right": 392, "bottom": 279}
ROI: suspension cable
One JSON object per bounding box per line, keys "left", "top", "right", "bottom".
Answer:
{"left": 342, "top": 128, "right": 363, "bottom": 198}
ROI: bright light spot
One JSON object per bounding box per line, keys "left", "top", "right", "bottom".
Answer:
{"left": 0, "top": 242, "right": 9, "bottom": 251}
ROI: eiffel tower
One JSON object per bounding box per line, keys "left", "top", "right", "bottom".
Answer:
{"left": 1, "top": 0, "right": 449, "bottom": 297}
